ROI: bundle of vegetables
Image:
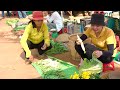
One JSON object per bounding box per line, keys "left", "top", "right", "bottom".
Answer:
{"left": 45, "top": 40, "right": 68, "bottom": 55}
{"left": 6, "top": 19, "right": 19, "bottom": 26}
{"left": 32, "top": 56, "right": 79, "bottom": 79}
{"left": 79, "top": 56, "right": 103, "bottom": 75}
{"left": 14, "top": 24, "right": 27, "bottom": 31}
{"left": 33, "top": 58, "right": 65, "bottom": 79}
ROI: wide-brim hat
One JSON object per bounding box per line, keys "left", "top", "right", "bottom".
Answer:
{"left": 30, "top": 11, "right": 44, "bottom": 20}
{"left": 90, "top": 14, "right": 105, "bottom": 26}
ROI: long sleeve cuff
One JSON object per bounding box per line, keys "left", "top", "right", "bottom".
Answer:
{"left": 26, "top": 50, "right": 31, "bottom": 58}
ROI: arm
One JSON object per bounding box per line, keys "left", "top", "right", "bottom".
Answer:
{"left": 97, "top": 30, "right": 116, "bottom": 58}
{"left": 78, "top": 28, "right": 90, "bottom": 41}
{"left": 43, "top": 24, "right": 50, "bottom": 47}
{"left": 100, "top": 44, "right": 114, "bottom": 58}
{"left": 46, "top": 13, "right": 55, "bottom": 23}
{"left": 76, "top": 29, "right": 88, "bottom": 45}
{"left": 80, "top": 27, "right": 91, "bottom": 41}
{"left": 80, "top": 34, "right": 88, "bottom": 41}
{"left": 20, "top": 24, "right": 31, "bottom": 58}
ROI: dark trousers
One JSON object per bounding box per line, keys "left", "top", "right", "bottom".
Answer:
{"left": 75, "top": 43, "right": 113, "bottom": 64}
{"left": 24, "top": 40, "right": 52, "bottom": 58}
{"left": 2, "top": 11, "right": 10, "bottom": 17}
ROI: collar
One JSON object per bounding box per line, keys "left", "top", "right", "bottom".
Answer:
{"left": 90, "top": 26, "right": 105, "bottom": 38}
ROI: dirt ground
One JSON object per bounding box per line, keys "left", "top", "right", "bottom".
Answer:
{"left": 0, "top": 17, "right": 79, "bottom": 79}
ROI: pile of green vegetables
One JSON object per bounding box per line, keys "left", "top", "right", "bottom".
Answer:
{"left": 45, "top": 40, "right": 68, "bottom": 55}
{"left": 79, "top": 57, "right": 103, "bottom": 75}
{"left": 33, "top": 58, "right": 66, "bottom": 79}
{"left": 14, "top": 24, "right": 27, "bottom": 31}
{"left": 32, "top": 56, "right": 79, "bottom": 79}
{"left": 6, "top": 19, "right": 27, "bottom": 31}
{"left": 6, "top": 19, "right": 19, "bottom": 26}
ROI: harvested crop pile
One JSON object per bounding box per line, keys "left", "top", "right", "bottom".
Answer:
{"left": 32, "top": 56, "right": 79, "bottom": 79}
{"left": 6, "top": 19, "right": 19, "bottom": 26}
{"left": 79, "top": 57, "right": 103, "bottom": 75}
{"left": 45, "top": 40, "right": 68, "bottom": 55}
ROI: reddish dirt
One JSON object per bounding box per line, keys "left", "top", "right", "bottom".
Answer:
{"left": 52, "top": 52, "right": 79, "bottom": 66}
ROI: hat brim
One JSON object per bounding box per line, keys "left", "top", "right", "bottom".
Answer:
{"left": 89, "top": 21, "right": 105, "bottom": 26}
{"left": 32, "top": 17, "right": 44, "bottom": 20}
{"left": 27, "top": 15, "right": 44, "bottom": 20}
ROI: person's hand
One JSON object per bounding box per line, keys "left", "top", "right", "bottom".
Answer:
{"left": 41, "top": 43, "right": 47, "bottom": 50}
{"left": 76, "top": 39, "right": 81, "bottom": 45}
{"left": 29, "top": 55, "right": 34, "bottom": 61}
{"left": 92, "top": 50, "right": 103, "bottom": 58}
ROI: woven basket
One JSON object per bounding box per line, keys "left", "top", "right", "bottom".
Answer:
{"left": 56, "top": 33, "right": 70, "bottom": 43}
{"left": 68, "top": 33, "right": 82, "bottom": 61}
{"left": 68, "top": 33, "right": 82, "bottom": 42}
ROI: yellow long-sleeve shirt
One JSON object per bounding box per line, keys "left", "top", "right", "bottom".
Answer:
{"left": 20, "top": 22, "right": 50, "bottom": 58}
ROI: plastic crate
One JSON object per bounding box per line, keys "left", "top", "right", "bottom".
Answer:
{"left": 32, "top": 56, "right": 79, "bottom": 79}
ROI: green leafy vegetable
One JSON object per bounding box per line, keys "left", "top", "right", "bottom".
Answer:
{"left": 6, "top": 19, "right": 19, "bottom": 26}
{"left": 45, "top": 40, "right": 68, "bottom": 55}
{"left": 14, "top": 25, "right": 27, "bottom": 31}
{"left": 79, "top": 57, "right": 103, "bottom": 75}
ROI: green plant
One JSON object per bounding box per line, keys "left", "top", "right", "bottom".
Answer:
{"left": 45, "top": 40, "right": 68, "bottom": 55}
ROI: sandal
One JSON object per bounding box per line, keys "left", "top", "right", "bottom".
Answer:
{"left": 25, "top": 59, "right": 32, "bottom": 65}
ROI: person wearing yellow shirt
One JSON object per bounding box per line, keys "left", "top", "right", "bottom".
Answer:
{"left": 75, "top": 13, "right": 117, "bottom": 72}
{"left": 20, "top": 11, "right": 52, "bottom": 64}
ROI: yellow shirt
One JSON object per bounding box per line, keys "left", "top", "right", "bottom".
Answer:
{"left": 20, "top": 22, "right": 50, "bottom": 58}
{"left": 84, "top": 26, "right": 117, "bottom": 57}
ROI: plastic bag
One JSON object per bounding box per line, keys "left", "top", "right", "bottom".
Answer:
{"left": 79, "top": 56, "right": 103, "bottom": 75}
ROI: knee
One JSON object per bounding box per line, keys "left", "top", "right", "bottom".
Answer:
{"left": 105, "top": 57, "right": 113, "bottom": 63}
{"left": 75, "top": 43, "right": 81, "bottom": 51}
{"left": 98, "top": 56, "right": 113, "bottom": 64}
{"left": 75, "top": 44, "right": 79, "bottom": 50}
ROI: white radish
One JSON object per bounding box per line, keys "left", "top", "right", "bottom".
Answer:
{"left": 77, "top": 35, "right": 86, "bottom": 53}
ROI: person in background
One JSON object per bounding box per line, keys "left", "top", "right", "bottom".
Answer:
{"left": 20, "top": 11, "right": 52, "bottom": 64}
{"left": 1, "top": 11, "right": 10, "bottom": 18}
{"left": 75, "top": 13, "right": 117, "bottom": 72}
{"left": 45, "top": 11, "right": 64, "bottom": 34}
{"left": 18, "top": 11, "right": 27, "bottom": 18}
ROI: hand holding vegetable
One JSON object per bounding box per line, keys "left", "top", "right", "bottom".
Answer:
{"left": 92, "top": 50, "right": 103, "bottom": 58}
{"left": 76, "top": 35, "right": 86, "bottom": 53}
{"left": 41, "top": 43, "right": 47, "bottom": 50}
{"left": 76, "top": 35, "right": 81, "bottom": 45}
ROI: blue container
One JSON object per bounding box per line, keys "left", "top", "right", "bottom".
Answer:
{"left": 80, "top": 24, "right": 84, "bottom": 33}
